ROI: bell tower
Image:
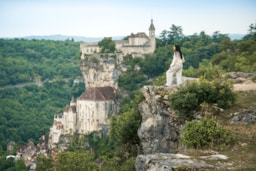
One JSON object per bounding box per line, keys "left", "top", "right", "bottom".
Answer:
{"left": 149, "top": 19, "right": 156, "bottom": 53}
{"left": 149, "top": 18, "right": 155, "bottom": 39}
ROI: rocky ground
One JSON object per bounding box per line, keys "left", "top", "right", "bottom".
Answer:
{"left": 228, "top": 72, "right": 256, "bottom": 91}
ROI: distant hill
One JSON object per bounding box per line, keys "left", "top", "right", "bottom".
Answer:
{"left": 2, "top": 33, "right": 244, "bottom": 42}
{"left": 228, "top": 34, "right": 244, "bottom": 40}
{"left": 22, "top": 34, "right": 125, "bottom": 42}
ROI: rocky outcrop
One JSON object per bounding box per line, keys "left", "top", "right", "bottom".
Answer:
{"left": 230, "top": 109, "right": 256, "bottom": 124}
{"left": 138, "top": 86, "right": 180, "bottom": 154}
{"left": 136, "top": 85, "right": 234, "bottom": 171}
{"left": 227, "top": 72, "right": 256, "bottom": 83}
{"left": 135, "top": 153, "right": 214, "bottom": 171}
{"left": 80, "top": 53, "right": 123, "bottom": 89}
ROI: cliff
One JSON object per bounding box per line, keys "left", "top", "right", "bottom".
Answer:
{"left": 136, "top": 86, "right": 216, "bottom": 170}
{"left": 80, "top": 53, "right": 124, "bottom": 89}
{"left": 135, "top": 71, "right": 256, "bottom": 170}
{"left": 138, "top": 86, "right": 180, "bottom": 155}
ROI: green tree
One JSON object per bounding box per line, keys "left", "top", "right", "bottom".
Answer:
{"left": 167, "top": 24, "right": 184, "bottom": 45}
{"left": 36, "top": 155, "right": 54, "bottom": 171}
{"left": 182, "top": 117, "right": 235, "bottom": 149}
{"left": 243, "top": 22, "right": 256, "bottom": 41}
{"left": 98, "top": 37, "right": 116, "bottom": 53}
{"left": 110, "top": 93, "right": 143, "bottom": 147}
{"left": 56, "top": 151, "right": 98, "bottom": 171}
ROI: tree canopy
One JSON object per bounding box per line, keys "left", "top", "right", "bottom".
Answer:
{"left": 98, "top": 37, "right": 116, "bottom": 53}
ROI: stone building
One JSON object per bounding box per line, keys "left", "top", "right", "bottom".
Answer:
{"left": 48, "top": 19, "right": 155, "bottom": 149}
{"left": 76, "top": 87, "right": 115, "bottom": 134}
{"left": 80, "top": 19, "right": 156, "bottom": 56}
{"left": 48, "top": 87, "right": 116, "bottom": 149}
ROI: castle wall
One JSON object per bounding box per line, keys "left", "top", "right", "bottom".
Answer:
{"left": 120, "top": 45, "right": 155, "bottom": 56}
{"left": 129, "top": 37, "right": 148, "bottom": 46}
{"left": 80, "top": 43, "right": 100, "bottom": 56}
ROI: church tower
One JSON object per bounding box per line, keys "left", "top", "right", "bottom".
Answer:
{"left": 149, "top": 19, "right": 156, "bottom": 52}
{"left": 149, "top": 18, "right": 155, "bottom": 39}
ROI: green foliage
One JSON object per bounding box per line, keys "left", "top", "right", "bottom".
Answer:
{"left": 118, "top": 71, "right": 147, "bottom": 91}
{"left": 183, "top": 59, "right": 224, "bottom": 80}
{"left": 0, "top": 81, "right": 84, "bottom": 151}
{"left": 36, "top": 155, "right": 54, "bottom": 171}
{"left": 110, "top": 93, "right": 144, "bottom": 146}
{"left": 181, "top": 117, "right": 236, "bottom": 149}
{"left": 37, "top": 151, "right": 98, "bottom": 171}
{"left": 168, "top": 79, "right": 235, "bottom": 118}
{"left": 0, "top": 156, "right": 27, "bottom": 171}
{"left": 56, "top": 151, "right": 98, "bottom": 171}
{"left": 0, "top": 39, "right": 81, "bottom": 86}
{"left": 98, "top": 37, "right": 116, "bottom": 53}
{"left": 211, "top": 23, "right": 256, "bottom": 72}
{"left": 243, "top": 22, "right": 256, "bottom": 41}
{"left": 0, "top": 39, "right": 83, "bottom": 151}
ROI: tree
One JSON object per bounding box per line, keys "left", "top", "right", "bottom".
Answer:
{"left": 56, "top": 151, "right": 98, "bottom": 171}
{"left": 243, "top": 22, "right": 256, "bottom": 41}
{"left": 98, "top": 37, "right": 116, "bottom": 53}
{"left": 167, "top": 24, "right": 184, "bottom": 45}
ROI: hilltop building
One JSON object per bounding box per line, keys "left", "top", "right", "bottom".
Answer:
{"left": 80, "top": 19, "right": 156, "bottom": 56}
{"left": 48, "top": 20, "right": 156, "bottom": 149}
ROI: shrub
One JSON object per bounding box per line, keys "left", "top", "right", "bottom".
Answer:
{"left": 168, "top": 79, "right": 235, "bottom": 119}
{"left": 181, "top": 117, "right": 236, "bottom": 149}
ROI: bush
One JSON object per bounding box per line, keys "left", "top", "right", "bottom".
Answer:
{"left": 181, "top": 117, "right": 236, "bottom": 149}
{"left": 168, "top": 79, "right": 235, "bottom": 119}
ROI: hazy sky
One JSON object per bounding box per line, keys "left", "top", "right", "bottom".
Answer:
{"left": 1, "top": 0, "right": 255, "bottom": 38}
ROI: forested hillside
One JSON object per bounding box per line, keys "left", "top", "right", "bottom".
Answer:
{"left": 0, "top": 39, "right": 84, "bottom": 154}
{"left": 0, "top": 39, "right": 81, "bottom": 86}
{"left": 0, "top": 22, "right": 255, "bottom": 170}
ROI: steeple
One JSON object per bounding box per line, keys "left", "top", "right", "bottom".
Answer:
{"left": 149, "top": 19, "right": 155, "bottom": 39}
{"left": 149, "top": 18, "right": 155, "bottom": 31}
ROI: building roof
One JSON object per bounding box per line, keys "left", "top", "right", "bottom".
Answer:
{"left": 79, "top": 87, "right": 115, "bottom": 101}
{"left": 130, "top": 32, "right": 148, "bottom": 38}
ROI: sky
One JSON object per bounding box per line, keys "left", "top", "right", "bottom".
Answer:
{"left": 0, "top": 0, "right": 255, "bottom": 38}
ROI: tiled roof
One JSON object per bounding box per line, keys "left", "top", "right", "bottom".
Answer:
{"left": 79, "top": 87, "right": 115, "bottom": 101}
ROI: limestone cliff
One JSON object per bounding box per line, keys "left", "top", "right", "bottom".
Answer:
{"left": 80, "top": 53, "right": 124, "bottom": 89}
{"left": 135, "top": 85, "right": 227, "bottom": 171}
{"left": 138, "top": 86, "right": 180, "bottom": 155}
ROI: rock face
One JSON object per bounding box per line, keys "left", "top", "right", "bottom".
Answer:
{"left": 136, "top": 85, "right": 231, "bottom": 171}
{"left": 80, "top": 53, "right": 123, "bottom": 89}
{"left": 135, "top": 153, "right": 214, "bottom": 171}
{"left": 138, "top": 86, "right": 180, "bottom": 154}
